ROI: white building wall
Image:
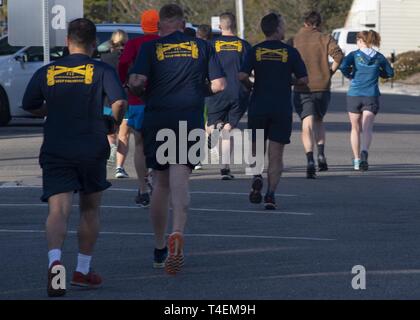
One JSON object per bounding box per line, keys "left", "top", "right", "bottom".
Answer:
{"left": 345, "top": 0, "right": 420, "bottom": 56}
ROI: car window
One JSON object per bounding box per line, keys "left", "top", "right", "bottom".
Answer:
{"left": 24, "top": 46, "right": 66, "bottom": 62}
{"left": 347, "top": 32, "right": 358, "bottom": 44}
{"left": 333, "top": 32, "right": 341, "bottom": 42}
{"left": 0, "top": 37, "right": 24, "bottom": 56}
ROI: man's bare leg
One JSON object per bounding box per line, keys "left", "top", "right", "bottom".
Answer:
{"left": 169, "top": 165, "right": 191, "bottom": 234}
{"left": 265, "top": 141, "right": 285, "bottom": 210}
{"left": 150, "top": 169, "right": 170, "bottom": 250}
{"left": 46, "top": 192, "right": 73, "bottom": 255}
{"left": 133, "top": 131, "right": 149, "bottom": 200}
{"left": 78, "top": 192, "right": 102, "bottom": 256}
{"left": 302, "top": 115, "right": 316, "bottom": 178}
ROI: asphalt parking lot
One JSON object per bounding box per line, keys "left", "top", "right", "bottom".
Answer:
{"left": 0, "top": 92, "right": 419, "bottom": 300}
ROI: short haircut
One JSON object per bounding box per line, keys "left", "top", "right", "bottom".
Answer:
{"left": 159, "top": 4, "right": 184, "bottom": 22}
{"left": 197, "top": 24, "right": 212, "bottom": 40}
{"left": 261, "top": 13, "right": 283, "bottom": 37}
{"left": 304, "top": 11, "right": 322, "bottom": 27}
{"left": 220, "top": 12, "right": 236, "bottom": 32}
{"left": 67, "top": 18, "right": 97, "bottom": 49}
{"left": 184, "top": 27, "right": 197, "bottom": 38}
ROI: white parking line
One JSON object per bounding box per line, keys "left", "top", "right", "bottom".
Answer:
{"left": 0, "top": 185, "right": 298, "bottom": 197}
{"left": 0, "top": 203, "right": 314, "bottom": 216}
{"left": 0, "top": 229, "right": 335, "bottom": 241}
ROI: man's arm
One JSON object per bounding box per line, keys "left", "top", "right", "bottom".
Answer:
{"left": 22, "top": 69, "right": 46, "bottom": 117}
{"left": 328, "top": 36, "right": 344, "bottom": 75}
{"left": 238, "top": 72, "right": 253, "bottom": 91}
{"left": 111, "top": 99, "right": 128, "bottom": 125}
{"left": 293, "top": 76, "right": 309, "bottom": 86}
{"left": 128, "top": 74, "right": 148, "bottom": 98}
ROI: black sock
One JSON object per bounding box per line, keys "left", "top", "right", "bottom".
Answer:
{"left": 317, "top": 144, "right": 325, "bottom": 157}
{"left": 306, "top": 152, "right": 315, "bottom": 163}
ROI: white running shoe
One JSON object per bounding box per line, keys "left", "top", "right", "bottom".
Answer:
{"left": 115, "top": 167, "right": 129, "bottom": 179}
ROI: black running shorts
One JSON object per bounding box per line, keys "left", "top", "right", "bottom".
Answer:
{"left": 41, "top": 159, "right": 110, "bottom": 202}
{"left": 248, "top": 112, "right": 293, "bottom": 145}
{"left": 346, "top": 96, "right": 380, "bottom": 115}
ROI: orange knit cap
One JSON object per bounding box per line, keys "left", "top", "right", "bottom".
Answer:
{"left": 141, "top": 9, "right": 159, "bottom": 34}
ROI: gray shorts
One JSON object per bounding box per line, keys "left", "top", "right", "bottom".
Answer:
{"left": 293, "top": 91, "right": 331, "bottom": 120}
{"left": 347, "top": 96, "right": 380, "bottom": 115}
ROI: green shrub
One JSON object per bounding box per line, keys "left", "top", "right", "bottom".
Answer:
{"left": 392, "top": 51, "right": 420, "bottom": 81}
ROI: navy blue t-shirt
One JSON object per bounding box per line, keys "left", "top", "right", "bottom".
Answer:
{"left": 241, "top": 40, "right": 307, "bottom": 116}
{"left": 22, "top": 54, "right": 126, "bottom": 164}
{"left": 206, "top": 35, "right": 252, "bottom": 111}
{"left": 131, "top": 31, "right": 225, "bottom": 125}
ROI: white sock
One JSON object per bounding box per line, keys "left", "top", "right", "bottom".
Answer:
{"left": 76, "top": 253, "right": 92, "bottom": 275}
{"left": 48, "top": 249, "right": 62, "bottom": 268}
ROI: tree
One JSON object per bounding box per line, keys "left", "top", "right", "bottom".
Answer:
{"left": 84, "top": 0, "right": 353, "bottom": 43}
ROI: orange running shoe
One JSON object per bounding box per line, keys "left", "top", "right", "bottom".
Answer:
{"left": 165, "top": 232, "right": 185, "bottom": 275}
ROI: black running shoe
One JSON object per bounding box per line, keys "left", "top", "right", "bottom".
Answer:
{"left": 318, "top": 155, "right": 329, "bottom": 172}
{"left": 221, "top": 168, "right": 234, "bottom": 181}
{"left": 249, "top": 175, "right": 263, "bottom": 204}
{"left": 153, "top": 247, "right": 168, "bottom": 269}
{"left": 307, "top": 161, "right": 317, "bottom": 179}
{"left": 264, "top": 192, "right": 277, "bottom": 210}
{"left": 360, "top": 151, "right": 369, "bottom": 171}
{"left": 135, "top": 191, "right": 150, "bottom": 208}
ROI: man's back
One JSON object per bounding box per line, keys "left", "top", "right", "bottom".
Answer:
{"left": 23, "top": 53, "right": 125, "bottom": 162}
{"left": 207, "top": 35, "right": 251, "bottom": 104}
{"left": 293, "top": 27, "right": 343, "bottom": 92}
{"left": 134, "top": 31, "right": 223, "bottom": 117}
{"left": 242, "top": 40, "right": 307, "bottom": 115}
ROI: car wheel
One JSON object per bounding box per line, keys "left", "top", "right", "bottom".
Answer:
{"left": 0, "top": 88, "right": 11, "bottom": 126}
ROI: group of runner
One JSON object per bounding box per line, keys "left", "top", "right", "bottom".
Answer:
{"left": 21, "top": 3, "right": 394, "bottom": 297}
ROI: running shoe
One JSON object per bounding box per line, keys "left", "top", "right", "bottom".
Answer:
{"left": 360, "top": 151, "right": 369, "bottom": 171}
{"left": 47, "top": 261, "right": 66, "bottom": 298}
{"left": 154, "top": 247, "right": 168, "bottom": 269}
{"left": 249, "top": 175, "right": 263, "bottom": 204}
{"left": 194, "top": 163, "right": 203, "bottom": 171}
{"left": 165, "top": 232, "right": 185, "bottom": 275}
{"left": 71, "top": 269, "right": 103, "bottom": 289}
{"left": 135, "top": 191, "right": 150, "bottom": 208}
{"left": 221, "top": 168, "right": 234, "bottom": 180}
{"left": 115, "top": 167, "right": 129, "bottom": 179}
{"left": 318, "top": 155, "right": 329, "bottom": 172}
{"left": 353, "top": 159, "right": 361, "bottom": 171}
{"left": 264, "top": 192, "right": 277, "bottom": 210}
{"left": 307, "top": 161, "right": 317, "bottom": 179}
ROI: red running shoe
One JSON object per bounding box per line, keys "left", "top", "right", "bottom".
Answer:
{"left": 47, "top": 261, "right": 66, "bottom": 298}
{"left": 71, "top": 270, "right": 103, "bottom": 289}
{"left": 165, "top": 232, "right": 185, "bottom": 275}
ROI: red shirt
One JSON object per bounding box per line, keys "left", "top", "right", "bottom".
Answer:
{"left": 118, "top": 34, "right": 160, "bottom": 106}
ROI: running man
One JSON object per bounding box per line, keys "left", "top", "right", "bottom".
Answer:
{"left": 340, "top": 30, "right": 394, "bottom": 171}
{"left": 207, "top": 12, "right": 252, "bottom": 180}
{"left": 119, "top": 9, "right": 160, "bottom": 207}
{"left": 129, "top": 4, "right": 226, "bottom": 274}
{"left": 22, "top": 19, "right": 127, "bottom": 297}
{"left": 291, "top": 11, "right": 344, "bottom": 179}
{"left": 239, "top": 13, "right": 308, "bottom": 210}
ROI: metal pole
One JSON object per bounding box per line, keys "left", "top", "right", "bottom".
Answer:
{"left": 42, "top": 0, "right": 50, "bottom": 65}
{"left": 236, "top": 0, "right": 245, "bottom": 39}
